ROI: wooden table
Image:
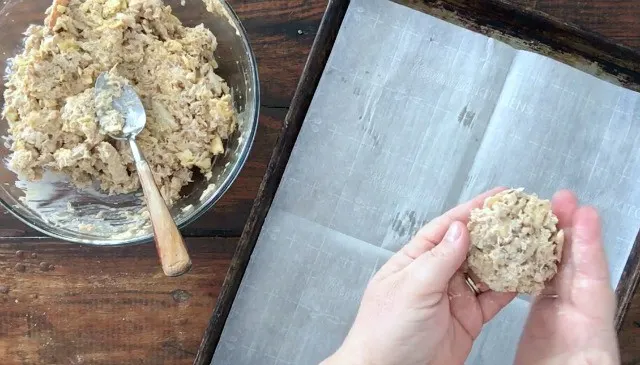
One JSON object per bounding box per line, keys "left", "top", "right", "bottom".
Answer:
{"left": 1, "top": 1, "right": 640, "bottom": 364}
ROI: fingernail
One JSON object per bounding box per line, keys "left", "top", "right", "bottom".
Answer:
{"left": 445, "top": 223, "right": 461, "bottom": 241}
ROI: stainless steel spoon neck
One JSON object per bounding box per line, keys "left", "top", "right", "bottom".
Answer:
{"left": 128, "top": 138, "right": 146, "bottom": 163}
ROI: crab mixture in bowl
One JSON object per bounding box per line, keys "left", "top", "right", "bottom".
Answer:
{"left": 2, "top": 0, "right": 237, "bottom": 206}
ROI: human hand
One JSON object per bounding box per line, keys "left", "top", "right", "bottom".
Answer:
{"left": 321, "top": 187, "right": 515, "bottom": 365}
{"left": 515, "top": 190, "right": 620, "bottom": 365}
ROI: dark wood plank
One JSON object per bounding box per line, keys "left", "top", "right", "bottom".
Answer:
{"left": 620, "top": 293, "right": 640, "bottom": 365}
{"left": 230, "top": 1, "right": 328, "bottom": 107}
{"left": 532, "top": 0, "right": 640, "bottom": 50}
{"left": 0, "top": 237, "right": 236, "bottom": 365}
{"left": 505, "top": 0, "right": 640, "bottom": 50}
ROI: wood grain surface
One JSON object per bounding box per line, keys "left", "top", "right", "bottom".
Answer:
{"left": 0, "top": 238, "right": 236, "bottom": 364}
{"left": 1, "top": 0, "right": 640, "bottom": 364}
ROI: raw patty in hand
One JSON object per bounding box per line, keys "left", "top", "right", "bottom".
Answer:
{"left": 467, "top": 188, "right": 564, "bottom": 295}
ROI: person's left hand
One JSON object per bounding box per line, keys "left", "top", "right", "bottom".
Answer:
{"left": 321, "top": 188, "right": 515, "bottom": 365}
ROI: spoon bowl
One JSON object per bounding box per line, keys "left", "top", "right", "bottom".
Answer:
{"left": 95, "top": 72, "right": 146, "bottom": 139}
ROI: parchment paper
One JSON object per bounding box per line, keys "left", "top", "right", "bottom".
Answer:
{"left": 212, "top": 0, "right": 640, "bottom": 364}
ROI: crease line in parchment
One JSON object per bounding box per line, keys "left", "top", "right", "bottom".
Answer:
{"left": 442, "top": 41, "right": 518, "bottom": 210}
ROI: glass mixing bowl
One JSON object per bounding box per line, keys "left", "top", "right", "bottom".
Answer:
{"left": 0, "top": 0, "right": 259, "bottom": 245}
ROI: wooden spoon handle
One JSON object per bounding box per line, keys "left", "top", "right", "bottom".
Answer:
{"left": 132, "top": 143, "right": 191, "bottom": 277}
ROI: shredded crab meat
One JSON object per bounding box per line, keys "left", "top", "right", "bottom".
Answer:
{"left": 467, "top": 188, "right": 564, "bottom": 295}
{"left": 47, "top": 0, "right": 70, "bottom": 29}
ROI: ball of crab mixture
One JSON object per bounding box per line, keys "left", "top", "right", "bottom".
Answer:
{"left": 467, "top": 188, "right": 564, "bottom": 295}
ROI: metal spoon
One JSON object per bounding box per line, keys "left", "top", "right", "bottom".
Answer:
{"left": 95, "top": 72, "right": 192, "bottom": 277}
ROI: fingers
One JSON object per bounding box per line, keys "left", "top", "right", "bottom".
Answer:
{"left": 552, "top": 190, "right": 579, "bottom": 232}
{"left": 571, "top": 207, "right": 610, "bottom": 283}
{"left": 477, "top": 291, "right": 517, "bottom": 322}
{"left": 448, "top": 272, "right": 479, "bottom": 311}
{"left": 540, "top": 190, "right": 578, "bottom": 296}
{"left": 402, "top": 186, "right": 506, "bottom": 260}
{"left": 448, "top": 272, "right": 484, "bottom": 336}
{"left": 546, "top": 193, "right": 614, "bottom": 318}
{"left": 566, "top": 206, "right": 615, "bottom": 319}
{"left": 408, "top": 221, "right": 469, "bottom": 291}
{"left": 551, "top": 190, "right": 579, "bottom": 265}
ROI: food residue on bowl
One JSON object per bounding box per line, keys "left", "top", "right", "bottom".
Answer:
{"left": 199, "top": 182, "right": 217, "bottom": 201}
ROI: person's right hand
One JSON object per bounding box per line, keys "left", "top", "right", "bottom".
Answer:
{"left": 515, "top": 190, "right": 620, "bottom": 365}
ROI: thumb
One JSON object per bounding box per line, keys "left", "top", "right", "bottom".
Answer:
{"left": 407, "top": 221, "right": 470, "bottom": 292}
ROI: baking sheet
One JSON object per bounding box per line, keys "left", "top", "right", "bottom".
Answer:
{"left": 212, "top": 0, "right": 640, "bottom": 364}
